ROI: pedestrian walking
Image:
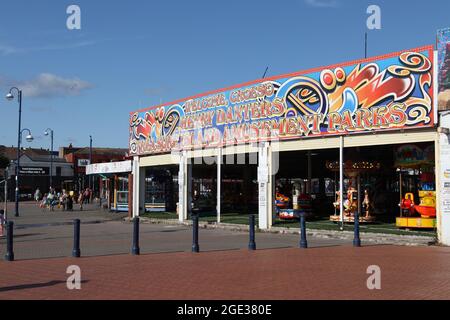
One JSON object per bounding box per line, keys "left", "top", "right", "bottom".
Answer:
{"left": 40, "top": 194, "right": 48, "bottom": 212}
{"left": 84, "top": 188, "right": 90, "bottom": 204}
{"left": 34, "top": 188, "right": 41, "bottom": 203}
{"left": 47, "top": 191, "right": 55, "bottom": 212}
{"left": 78, "top": 192, "right": 84, "bottom": 211}
{"left": 60, "top": 190, "right": 67, "bottom": 211}
{"left": 67, "top": 193, "right": 74, "bottom": 211}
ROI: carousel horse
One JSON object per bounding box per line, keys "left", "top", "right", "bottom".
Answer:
{"left": 333, "top": 187, "right": 358, "bottom": 216}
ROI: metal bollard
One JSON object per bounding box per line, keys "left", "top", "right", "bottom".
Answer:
{"left": 248, "top": 214, "right": 256, "bottom": 250}
{"left": 72, "top": 219, "right": 81, "bottom": 258}
{"left": 132, "top": 217, "right": 140, "bottom": 255}
{"left": 192, "top": 214, "right": 199, "bottom": 253}
{"left": 299, "top": 211, "right": 308, "bottom": 249}
{"left": 353, "top": 212, "right": 361, "bottom": 247}
{"left": 4, "top": 221, "right": 14, "bottom": 261}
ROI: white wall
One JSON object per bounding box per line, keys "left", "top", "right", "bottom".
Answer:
{"left": 438, "top": 113, "right": 450, "bottom": 245}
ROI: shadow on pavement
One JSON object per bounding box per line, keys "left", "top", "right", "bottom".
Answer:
{"left": 0, "top": 280, "right": 90, "bottom": 293}
{"left": 0, "top": 280, "right": 64, "bottom": 292}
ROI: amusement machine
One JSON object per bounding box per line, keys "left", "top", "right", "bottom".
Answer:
{"left": 275, "top": 180, "right": 313, "bottom": 220}
{"left": 395, "top": 144, "right": 437, "bottom": 229}
{"left": 326, "top": 157, "right": 380, "bottom": 223}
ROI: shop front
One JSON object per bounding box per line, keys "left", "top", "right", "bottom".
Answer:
{"left": 128, "top": 44, "right": 450, "bottom": 245}
{"left": 86, "top": 160, "right": 132, "bottom": 213}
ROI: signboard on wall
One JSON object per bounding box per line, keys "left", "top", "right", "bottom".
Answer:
{"left": 441, "top": 145, "right": 450, "bottom": 215}
{"left": 19, "top": 166, "right": 49, "bottom": 176}
{"left": 86, "top": 160, "right": 132, "bottom": 175}
{"left": 130, "top": 45, "right": 435, "bottom": 156}
{"left": 77, "top": 159, "right": 91, "bottom": 167}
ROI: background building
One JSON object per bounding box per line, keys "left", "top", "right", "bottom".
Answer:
{"left": 60, "top": 145, "right": 128, "bottom": 196}
{"left": 0, "top": 145, "right": 72, "bottom": 200}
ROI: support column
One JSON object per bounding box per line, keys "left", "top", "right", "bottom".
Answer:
{"left": 187, "top": 159, "right": 192, "bottom": 218}
{"left": 437, "top": 113, "right": 450, "bottom": 245}
{"left": 132, "top": 156, "right": 144, "bottom": 218}
{"left": 178, "top": 152, "right": 192, "bottom": 222}
{"left": 178, "top": 153, "right": 186, "bottom": 222}
{"left": 113, "top": 175, "right": 118, "bottom": 212}
{"left": 217, "top": 148, "right": 222, "bottom": 224}
{"left": 258, "top": 143, "right": 273, "bottom": 230}
{"left": 107, "top": 178, "right": 112, "bottom": 210}
{"left": 128, "top": 173, "right": 133, "bottom": 219}
{"left": 139, "top": 167, "right": 145, "bottom": 215}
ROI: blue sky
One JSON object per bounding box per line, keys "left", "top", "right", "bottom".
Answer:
{"left": 0, "top": 0, "right": 449, "bottom": 150}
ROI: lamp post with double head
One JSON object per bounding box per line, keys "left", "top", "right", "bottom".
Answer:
{"left": 5, "top": 87, "right": 33, "bottom": 217}
{"left": 44, "top": 128, "right": 54, "bottom": 191}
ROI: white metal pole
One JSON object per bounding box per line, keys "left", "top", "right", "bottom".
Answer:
{"left": 3, "top": 180, "right": 7, "bottom": 223}
{"left": 339, "top": 136, "right": 344, "bottom": 230}
{"left": 217, "top": 148, "right": 221, "bottom": 224}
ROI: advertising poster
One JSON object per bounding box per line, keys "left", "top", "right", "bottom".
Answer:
{"left": 438, "top": 28, "right": 450, "bottom": 111}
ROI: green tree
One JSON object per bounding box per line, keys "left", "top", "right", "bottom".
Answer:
{"left": 0, "top": 155, "right": 9, "bottom": 170}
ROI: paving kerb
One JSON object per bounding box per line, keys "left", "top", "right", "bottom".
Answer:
{"left": 129, "top": 217, "right": 437, "bottom": 247}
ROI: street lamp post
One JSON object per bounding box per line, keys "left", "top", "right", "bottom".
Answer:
{"left": 44, "top": 129, "right": 54, "bottom": 191}
{"left": 5, "top": 88, "right": 34, "bottom": 217}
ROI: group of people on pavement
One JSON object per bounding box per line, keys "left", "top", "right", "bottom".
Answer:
{"left": 34, "top": 187, "right": 93, "bottom": 212}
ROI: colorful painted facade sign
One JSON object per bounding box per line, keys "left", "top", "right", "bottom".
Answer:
{"left": 130, "top": 45, "right": 435, "bottom": 156}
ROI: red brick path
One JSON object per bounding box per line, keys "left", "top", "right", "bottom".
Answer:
{"left": 1, "top": 245, "right": 450, "bottom": 300}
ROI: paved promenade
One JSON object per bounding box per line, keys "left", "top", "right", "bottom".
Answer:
{"left": 1, "top": 201, "right": 347, "bottom": 260}
{"left": 1, "top": 201, "right": 126, "bottom": 227}
{"left": 1, "top": 245, "right": 450, "bottom": 300}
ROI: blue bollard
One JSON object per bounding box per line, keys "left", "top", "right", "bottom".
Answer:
{"left": 192, "top": 214, "right": 199, "bottom": 253}
{"left": 299, "top": 211, "right": 308, "bottom": 249}
{"left": 72, "top": 219, "right": 81, "bottom": 258}
{"left": 5, "top": 221, "right": 14, "bottom": 261}
{"left": 353, "top": 212, "right": 361, "bottom": 247}
{"left": 248, "top": 214, "right": 256, "bottom": 250}
{"left": 132, "top": 217, "right": 140, "bottom": 255}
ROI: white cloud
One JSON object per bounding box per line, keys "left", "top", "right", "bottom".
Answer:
{"left": 23, "top": 73, "right": 92, "bottom": 98}
{"left": 304, "top": 0, "right": 339, "bottom": 8}
{"left": 0, "top": 44, "right": 18, "bottom": 55}
{"left": 5, "top": 73, "right": 93, "bottom": 98}
{"left": 0, "top": 40, "right": 96, "bottom": 56}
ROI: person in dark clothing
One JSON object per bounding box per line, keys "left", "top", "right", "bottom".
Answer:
{"left": 67, "top": 194, "right": 73, "bottom": 211}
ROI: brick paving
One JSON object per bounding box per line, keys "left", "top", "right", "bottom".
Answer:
{"left": 1, "top": 245, "right": 450, "bottom": 300}
{"left": 2, "top": 202, "right": 449, "bottom": 300}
